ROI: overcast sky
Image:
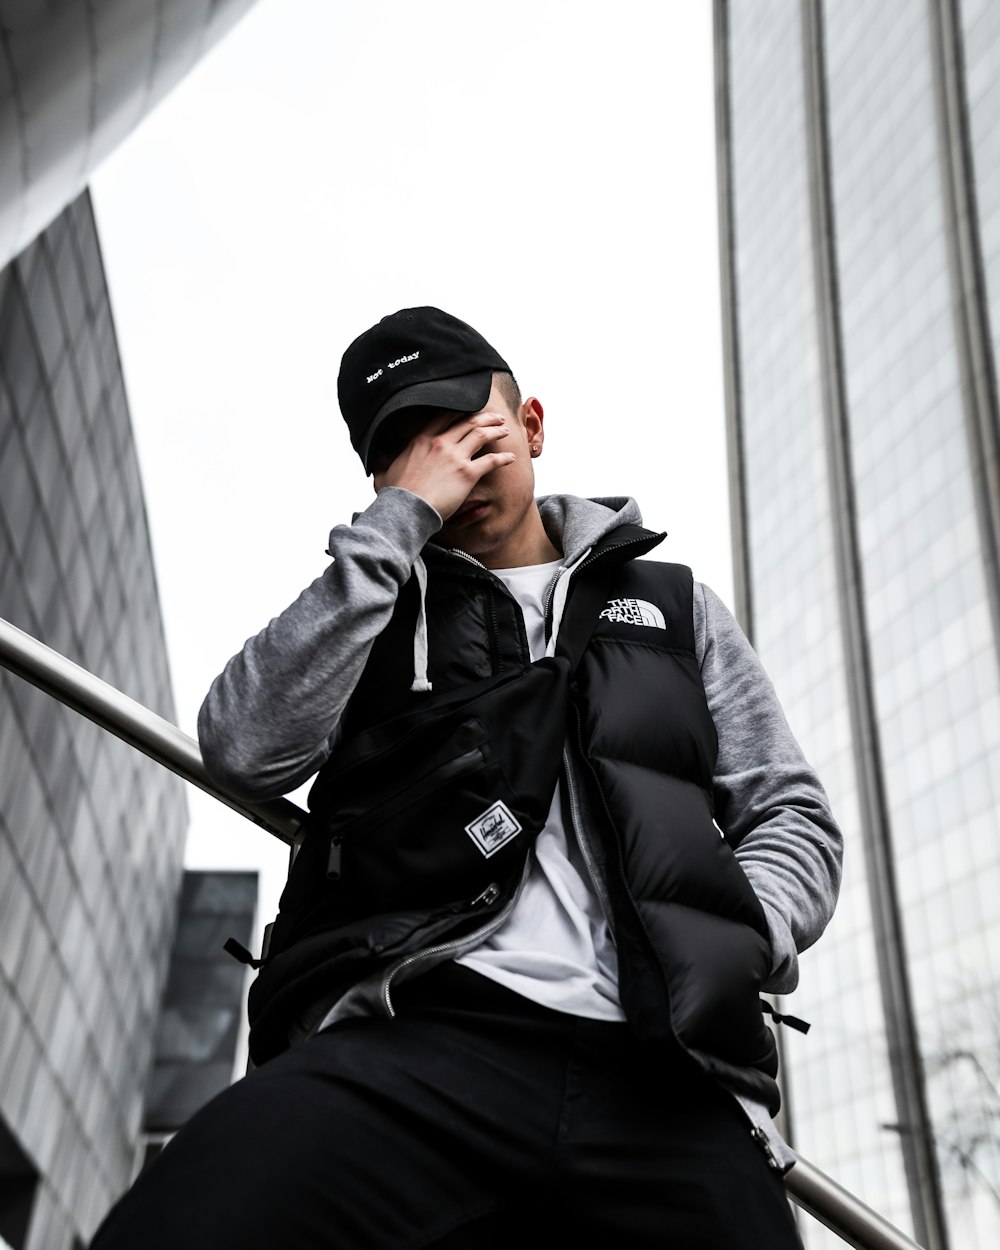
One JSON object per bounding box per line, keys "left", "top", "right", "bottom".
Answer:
{"left": 89, "top": 0, "right": 730, "bottom": 956}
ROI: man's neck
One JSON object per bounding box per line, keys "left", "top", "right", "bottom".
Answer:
{"left": 477, "top": 513, "right": 561, "bottom": 570}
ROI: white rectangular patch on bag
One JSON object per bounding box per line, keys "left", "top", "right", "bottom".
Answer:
{"left": 465, "top": 801, "right": 522, "bottom": 857}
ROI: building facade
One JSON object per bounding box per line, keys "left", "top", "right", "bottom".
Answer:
{"left": 0, "top": 6, "right": 261, "bottom": 1247}
{"left": 0, "top": 0, "right": 256, "bottom": 270}
{"left": 716, "top": 2, "right": 1000, "bottom": 1248}
{"left": 142, "top": 870, "right": 258, "bottom": 1168}
{"left": 0, "top": 192, "right": 188, "bottom": 1249}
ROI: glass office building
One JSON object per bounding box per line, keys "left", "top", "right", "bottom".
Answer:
{"left": 0, "top": 192, "right": 188, "bottom": 1249}
{"left": 0, "top": 0, "right": 256, "bottom": 270}
{"left": 0, "top": 5, "right": 260, "bottom": 1246}
{"left": 716, "top": 2, "right": 1000, "bottom": 1247}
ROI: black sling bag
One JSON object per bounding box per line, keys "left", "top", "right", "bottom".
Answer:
{"left": 297, "top": 563, "right": 612, "bottom": 921}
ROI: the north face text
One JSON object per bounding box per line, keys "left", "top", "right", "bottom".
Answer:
{"left": 599, "top": 598, "right": 666, "bottom": 629}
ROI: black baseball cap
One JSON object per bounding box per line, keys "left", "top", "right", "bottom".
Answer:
{"left": 338, "top": 306, "right": 511, "bottom": 473}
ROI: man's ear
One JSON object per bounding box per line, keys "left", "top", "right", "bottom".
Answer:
{"left": 522, "top": 397, "right": 545, "bottom": 449}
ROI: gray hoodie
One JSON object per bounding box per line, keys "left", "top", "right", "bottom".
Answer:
{"left": 199, "top": 487, "right": 842, "bottom": 1005}
{"left": 199, "top": 488, "right": 844, "bottom": 1170}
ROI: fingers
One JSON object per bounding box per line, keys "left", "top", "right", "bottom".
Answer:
{"left": 465, "top": 420, "right": 512, "bottom": 459}
{"left": 445, "top": 410, "right": 509, "bottom": 445}
{"left": 466, "top": 448, "right": 517, "bottom": 481}
{"left": 373, "top": 408, "right": 516, "bottom": 518}
{"left": 426, "top": 419, "right": 512, "bottom": 478}
{"left": 416, "top": 408, "right": 503, "bottom": 440}
{"left": 420, "top": 411, "right": 510, "bottom": 464}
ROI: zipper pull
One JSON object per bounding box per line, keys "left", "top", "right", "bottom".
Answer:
{"left": 750, "top": 1126, "right": 783, "bottom": 1172}
{"left": 327, "top": 838, "right": 342, "bottom": 879}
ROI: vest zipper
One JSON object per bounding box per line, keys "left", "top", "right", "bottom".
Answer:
{"left": 379, "top": 867, "right": 528, "bottom": 1017}
{"left": 448, "top": 548, "right": 491, "bottom": 573}
{"left": 561, "top": 745, "right": 616, "bottom": 945}
{"left": 573, "top": 534, "right": 664, "bottom": 580}
{"left": 541, "top": 532, "right": 664, "bottom": 639}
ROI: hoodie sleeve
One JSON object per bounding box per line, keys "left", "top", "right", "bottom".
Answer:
{"left": 693, "top": 581, "right": 843, "bottom": 994}
{"left": 197, "top": 488, "right": 442, "bottom": 801}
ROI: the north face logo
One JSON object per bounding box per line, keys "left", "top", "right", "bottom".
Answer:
{"left": 465, "top": 801, "right": 522, "bottom": 858}
{"left": 599, "top": 598, "right": 666, "bottom": 629}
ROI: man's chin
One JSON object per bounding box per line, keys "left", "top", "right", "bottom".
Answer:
{"left": 434, "top": 521, "right": 497, "bottom": 560}
{"left": 436, "top": 507, "right": 489, "bottom": 539}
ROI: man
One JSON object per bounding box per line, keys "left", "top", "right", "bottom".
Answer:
{"left": 91, "top": 307, "right": 841, "bottom": 1249}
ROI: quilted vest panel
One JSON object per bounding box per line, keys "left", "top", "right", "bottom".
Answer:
{"left": 570, "top": 561, "right": 778, "bottom": 1097}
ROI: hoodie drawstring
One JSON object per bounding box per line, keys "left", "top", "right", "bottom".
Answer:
{"left": 410, "top": 554, "right": 433, "bottom": 693}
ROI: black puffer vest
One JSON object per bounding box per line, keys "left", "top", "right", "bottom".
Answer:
{"left": 248, "top": 524, "right": 779, "bottom": 1110}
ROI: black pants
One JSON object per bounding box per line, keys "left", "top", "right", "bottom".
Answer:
{"left": 91, "top": 965, "right": 802, "bottom": 1249}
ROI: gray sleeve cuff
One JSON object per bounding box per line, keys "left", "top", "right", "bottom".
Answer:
{"left": 341, "top": 486, "right": 442, "bottom": 558}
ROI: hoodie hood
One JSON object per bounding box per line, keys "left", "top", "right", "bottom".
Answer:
{"left": 415, "top": 495, "right": 656, "bottom": 689}
{"left": 537, "top": 495, "right": 647, "bottom": 566}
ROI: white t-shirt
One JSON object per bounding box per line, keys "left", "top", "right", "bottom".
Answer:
{"left": 455, "top": 560, "right": 625, "bottom": 1021}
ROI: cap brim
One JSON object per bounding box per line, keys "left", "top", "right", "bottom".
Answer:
{"left": 360, "top": 371, "right": 496, "bottom": 473}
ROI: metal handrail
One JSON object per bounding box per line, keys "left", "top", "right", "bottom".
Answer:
{"left": 785, "top": 1155, "right": 923, "bottom": 1249}
{"left": 0, "top": 616, "right": 305, "bottom": 845}
{"left": 0, "top": 614, "right": 925, "bottom": 1250}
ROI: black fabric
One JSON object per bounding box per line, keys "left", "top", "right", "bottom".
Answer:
{"left": 246, "top": 531, "right": 655, "bottom": 1064}
{"left": 570, "top": 559, "right": 778, "bottom": 1093}
{"left": 247, "top": 526, "right": 780, "bottom": 1114}
{"left": 251, "top": 569, "right": 610, "bottom": 1045}
{"left": 309, "top": 659, "right": 571, "bottom": 915}
{"left": 298, "top": 565, "right": 611, "bottom": 920}
{"left": 90, "top": 965, "right": 803, "bottom": 1250}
